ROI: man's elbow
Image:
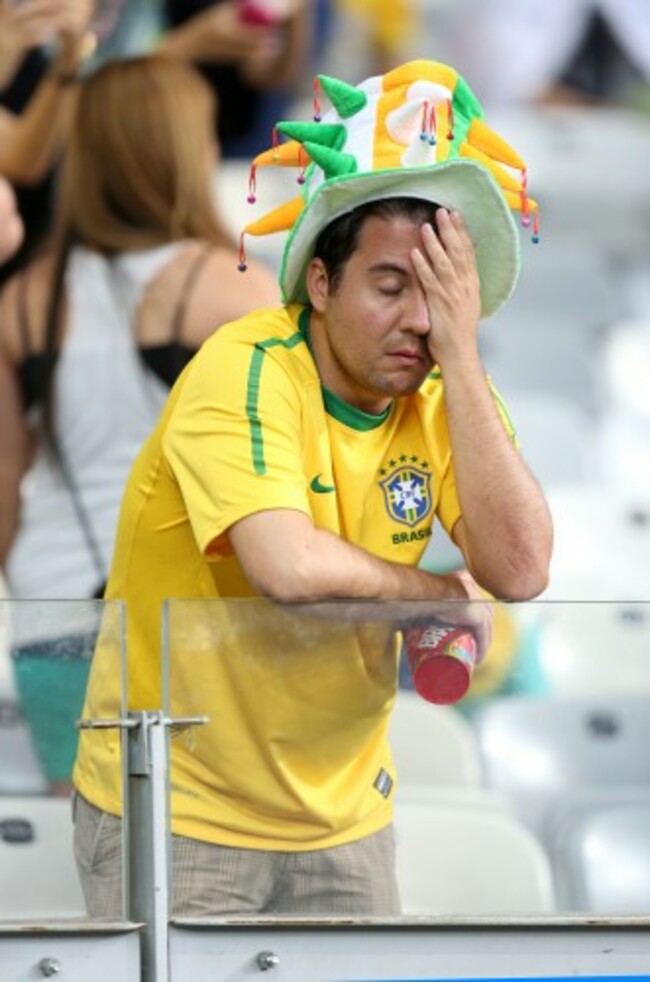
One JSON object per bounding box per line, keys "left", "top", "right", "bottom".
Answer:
{"left": 244, "top": 552, "right": 325, "bottom": 604}
{"left": 488, "top": 549, "right": 551, "bottom": 601}
{"left": 497, "top": 563, "right": 550, "bottom": 602}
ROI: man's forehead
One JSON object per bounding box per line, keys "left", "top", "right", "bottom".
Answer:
{"left": 354, "top": 212, "right": 432, "bottom": 253}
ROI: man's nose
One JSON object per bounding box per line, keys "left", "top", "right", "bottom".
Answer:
{"left": 405, "top": 288, "right": 431, "bottom": 335}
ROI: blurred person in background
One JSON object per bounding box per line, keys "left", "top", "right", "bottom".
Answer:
{"left": 0, "top": 175, "right": 24, "bottom": 696}
{"left": 336, "top": 0, "right": 421, "bottom": 74}
{"left": 0, "top": 0, "right": 95, "bottom": 287}
{"left": 325, "top": 0, "right": 420, "bottom": 76}
{"left": 0, "top": 177, "right": 24, "bottom": 265}
{"left": 0, "top": 175, "right": 23, "bottom": 709}
{"left": 425, "top": 0, "right": 650, "bottom": 110}
{"left": 0, "top": 54, "right": 279, "bottom": 795}
{"left": 158, "top": 0, "right": 314, "bottom": 158}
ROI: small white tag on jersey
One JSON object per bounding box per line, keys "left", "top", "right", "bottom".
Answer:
{"left": 374, "top": 768, "right": 393, "bottom": 798}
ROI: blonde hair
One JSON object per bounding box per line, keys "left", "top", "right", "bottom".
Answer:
{"left": 41, "top": 55, "right": 231, "bottom": 448}
{"left": 57, "top": 54, "right": 229, "bottom": 252}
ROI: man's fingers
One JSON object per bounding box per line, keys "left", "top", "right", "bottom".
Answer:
{"left": 436, "top": 209, "right": 478, "bottom": 274}
{"left": 421, "top": 219, "right": 453, "bottom": 268}
{"left": 420, "top": 217, "right": 473, "bottom": 287}
{"left": 473, "top": 609, "right": 493, "bottom": 664}
{"left": 410, "top": 244, "right": 438, "bottom": 289}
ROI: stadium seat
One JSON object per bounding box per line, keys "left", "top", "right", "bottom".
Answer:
{"left": 601, "top": 318, "right": 650, "bottom": 420}
{"left": 0, "top": 796, "right": 86, "bottom": 918}
{"left": 545, "top": 790, "right": 650, "bottom": 914}
{"left": 598, "top": 410, "right": 650, "bottom": 496}
{"left": 395, "top": 783, "right": 513, "bottom": 815}
{"left": 499, "top": 392, "right": 599, "bottom": 490}
{"left": 542, "top": 485, "right": 650, "bottom": 601}
{"left": 536, "top": 601, "right": 650, "bottom": 698}
{"left": 394, "top": 798, "right": 555, "bottom": 915}
{"left": 389, "top": 693, "right": 483, "bottom": 788}
{"left": 472, "top": 696, "right": 650, "bottom": 838}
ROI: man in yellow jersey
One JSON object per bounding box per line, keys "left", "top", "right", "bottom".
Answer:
{"left": 73, "top": 60, "right": 553, "bottom": 917}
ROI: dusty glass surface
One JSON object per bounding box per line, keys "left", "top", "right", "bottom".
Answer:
{"left": 0, "top": 598, "right": 126, "bottom": 922}
{"left": 163, "top": 597, "right": 650, "bottom": 920}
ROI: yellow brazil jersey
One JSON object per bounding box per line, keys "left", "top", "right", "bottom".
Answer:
{"left": 74, "top": 304, "right": 515, "bottom": 851}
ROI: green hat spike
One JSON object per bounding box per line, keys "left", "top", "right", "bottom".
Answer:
{"left": 277, "top": 121, "right": 347, "bottom": 151}
{"left": 318, "top": 74, "right": 368, "bottom": 119}
{"left": 303, "top": 142, "right": 357, "bottom": 180}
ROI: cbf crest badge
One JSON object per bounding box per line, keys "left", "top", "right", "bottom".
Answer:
{"left": 380, "top": 461, "right": 433, "bottom": 528}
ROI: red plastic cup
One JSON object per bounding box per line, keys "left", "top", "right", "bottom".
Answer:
{"left": 404, "top": 623, "right": 477, "bottom": 705}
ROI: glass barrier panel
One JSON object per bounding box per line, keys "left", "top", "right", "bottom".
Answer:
{"left": 0, "top": 598, "right": 127, "bottom": 922}
{"left": 162, "top": 595, "right": 650, "bottom": 921}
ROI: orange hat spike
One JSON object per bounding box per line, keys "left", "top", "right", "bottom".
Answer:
{"left": 252, "top": 141, "right": 312, "bottom": 170}
{"left": 459, "top": 143, "right": 523, "bottom": 194}
{"left": 468, "top": 118, "right": 527, "bottom": 171}
{"left": 502, "top": 189, "right": 538, "bottom": 213}
{"left": 243, "top": 196, "right": 305, "bottom": 237}
{"left": 238, "top": 198, "right": 305, "bottom": 275}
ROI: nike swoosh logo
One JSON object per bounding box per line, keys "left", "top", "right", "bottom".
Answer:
{"left": 310, "top": 474, "right": 336, "bottom": 494}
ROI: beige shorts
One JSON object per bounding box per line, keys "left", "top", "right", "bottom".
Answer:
{"left": 73, "top": 792, "right": 400, "bottom": 918}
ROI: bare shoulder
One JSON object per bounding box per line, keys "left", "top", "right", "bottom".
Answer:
{"left": 171, "top": 248, "right": 280, "bottom": 347}
{"left": 142, "top": 243, "right": 281, "bottom": 349}
{"left": 200, "top": 248, "right": 281, "bottom": 315}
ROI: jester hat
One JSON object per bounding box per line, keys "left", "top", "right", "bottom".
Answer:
{"left": 242, "top": 60, "right": 538, "bottom": 318}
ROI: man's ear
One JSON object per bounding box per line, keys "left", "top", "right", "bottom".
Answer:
{"left": 305, "top": 258, "right": 329, "bottom": 313}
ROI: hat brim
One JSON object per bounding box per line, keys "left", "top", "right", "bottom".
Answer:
{"left": 280, "top": 159, "right": 520, "bottom": 318}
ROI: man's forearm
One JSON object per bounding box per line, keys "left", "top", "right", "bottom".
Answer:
{"left": 229, "top": 508, "right": 467, "bottom": 605}
{"left": 228, "top": 509, "right": 492, "bottom": 655}
{"left": 442, "top": 353, "right": 553, "bottom": 600}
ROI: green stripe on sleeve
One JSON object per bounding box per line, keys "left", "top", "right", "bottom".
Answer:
{"left": 245, "top": 330, "right": 306, "bottom": 475}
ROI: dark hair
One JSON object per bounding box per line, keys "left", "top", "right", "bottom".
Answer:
{"left": 312, "top": 197, "right": 442, "bottom": 293}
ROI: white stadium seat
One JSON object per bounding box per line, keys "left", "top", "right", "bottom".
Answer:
{"left": 546, "top": 790, "right": 650, "bottom": 914}
{"left": 472, "top": 696, "right": 650, "bottom": 838}
{"left": 394, "top": 798, "right": 555, "bottom": 915}
{"left": 389, "top": 693, "right": 483, "bottom": 788}
{"left": 0, "top": 796, "right": 86, "bottom": 919}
